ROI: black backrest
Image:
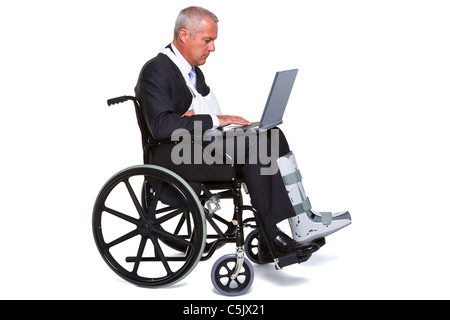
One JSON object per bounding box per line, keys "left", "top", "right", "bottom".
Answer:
{"left": 107, "top": 95, "right": 154, "bottom": 162}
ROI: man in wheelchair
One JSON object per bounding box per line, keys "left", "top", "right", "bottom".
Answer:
{"left": 134, "top": 6, "right": 351, "bottom": 263}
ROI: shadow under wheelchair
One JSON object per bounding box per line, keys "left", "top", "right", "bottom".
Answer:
{"left": 254, "top": 253, "right": 340, "bottom": 287}
{"left": 252, "top": 263, "right": 310, "bottom": 287}
{"left": 301, "top": 253, "right": 340, "bottom": 267}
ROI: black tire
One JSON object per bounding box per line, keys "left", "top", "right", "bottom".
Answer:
{"left": 92, "top": 165, "right": 206, "bottom": 287}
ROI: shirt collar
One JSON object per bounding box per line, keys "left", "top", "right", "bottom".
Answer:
{"left": 170, "top": 43, "right": 193, "bottom": 76}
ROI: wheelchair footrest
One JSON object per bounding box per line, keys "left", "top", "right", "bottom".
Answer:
{"left": 277, "top": 252, "right": 301, "bottom": 268}
{"left": 313, "top": 237, "right": 326, "bottom": 248}
{"left": 277, "top": 251, "right": 312, "bottom": 269}
{"left": 276, "top": 239, "right": 325, "bottom": 269}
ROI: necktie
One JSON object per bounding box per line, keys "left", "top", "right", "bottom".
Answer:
{"left": 188, "top": 66, "right": 197, "bottom": 89}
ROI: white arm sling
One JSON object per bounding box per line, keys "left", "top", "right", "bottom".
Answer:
{"left": 160, "top": 47, "right": 221, "bottom": 116}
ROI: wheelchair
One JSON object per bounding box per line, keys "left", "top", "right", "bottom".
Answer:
{"left": 92, "top": 95, "right": 325, "bottom": 296}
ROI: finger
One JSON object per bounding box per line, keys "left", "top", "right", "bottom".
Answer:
{"left": 236, "top": 117, "right": 251, "bottom": 125}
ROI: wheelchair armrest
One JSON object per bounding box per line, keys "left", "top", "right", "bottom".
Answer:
{"left": 107, "top": 95, "right": 137, "bottom": 106}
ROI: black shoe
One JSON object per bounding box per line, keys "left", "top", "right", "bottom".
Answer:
{"left": 258, "top": 229, "right": 319, "bottom": 263}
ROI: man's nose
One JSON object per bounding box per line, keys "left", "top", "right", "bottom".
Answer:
{"left": 208, "top": 40, "right": 215, "bottom": 52}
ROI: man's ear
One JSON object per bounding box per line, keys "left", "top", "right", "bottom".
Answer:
{"left": 178, "top": 28, "right": 189, "bottom": 44}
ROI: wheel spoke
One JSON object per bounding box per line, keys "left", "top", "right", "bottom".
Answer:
{"left": 103, "top": 205, "right": 139, "bottom": 225}
{"left": 132, "top": 236, "right": 147, "bottom": 275}
{"left": 150, "top": 235, "right": 173, "bottom": 276}
{"left": 225, "top": 278, "right": 232, "bottom": 289}
{"left": 124, "top": 179, "right": 146, "bottom": 220}
{"left": 185, "top": 212, "right": 192, "bottom": 235}
{"left": 173, "top": 212, "right": 187, "bottom": 235}
{"left": 153, "top": 228, "right": 192, "bottom": 248}
{"left": 155, "top": 205, "right": 176, "bottom": 214}
{"left": 156, "top": 207, "right": 187, "bottom": 225}
{"left": 234, "top": 278, "right": 244, "bottom": 290}
{"left": 107, "top": 229, "right": 139, "bottom": 248}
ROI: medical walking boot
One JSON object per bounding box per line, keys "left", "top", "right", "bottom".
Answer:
{"left": 289, "top": 209, "right": 351, "bottom": 244}
{"left": 277, "top": 152, "right": 352, "bottom": 244}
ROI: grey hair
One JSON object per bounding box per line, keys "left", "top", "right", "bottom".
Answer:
{"left": 173, "top": 6, "right": 219, "bottom": 39}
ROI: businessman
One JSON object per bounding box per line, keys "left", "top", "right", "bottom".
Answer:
{"left": 135, "top": 6, "right": 351, "bottom": 262}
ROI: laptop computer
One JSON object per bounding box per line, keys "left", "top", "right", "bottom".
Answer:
{"left": 222, "top": 68, "right": 298, "bottom": 132}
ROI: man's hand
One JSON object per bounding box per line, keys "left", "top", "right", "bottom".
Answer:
{"left": 181, "top": 110, "right": 195, "bottom": 117}
{"left": 217, "top": 115, "right": 252, "bottom": 127}
{"left": 181, "top": 111, "right": 251, "bottom": 127}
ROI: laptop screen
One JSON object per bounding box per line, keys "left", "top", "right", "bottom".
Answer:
{"left": 259, "top": 69, "right": 298, "bottom": 129}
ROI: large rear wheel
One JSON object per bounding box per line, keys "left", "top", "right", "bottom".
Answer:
{"left": 92, "top": 165, "right": 206, "bottom": 287}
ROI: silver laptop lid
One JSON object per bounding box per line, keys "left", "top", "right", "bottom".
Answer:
{"left": 259, "top": 69, "right": 298, "bottom": 129}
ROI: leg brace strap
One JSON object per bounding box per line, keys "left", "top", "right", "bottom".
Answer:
{"left": 320, "top": 212, "right": 332, "bottom": 225}
{"left": 293, "top": 197, "right": 311, "bottom": 214}
{"left": 281, "top": 168, "right": 310, "bottom": 214}
{"left": 282, "top": 169, "right": 302, "bottom": 185}
{"left": 278, "top": 152, "right": 311, "bottom": 215}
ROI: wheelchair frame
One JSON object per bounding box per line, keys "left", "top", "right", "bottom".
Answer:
{"left": 92, "top": 96, "right": 322, "bottom": 295}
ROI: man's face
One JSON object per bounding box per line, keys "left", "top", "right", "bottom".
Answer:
{"left": 184, "top": 17, "right": 218, "bottom": 66}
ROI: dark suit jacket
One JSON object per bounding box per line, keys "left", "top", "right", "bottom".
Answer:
{"left": 135, "top": 45, "right": 214, "bottom": 142}
{"left": 134, "top": 46, "right": 227, "bottom": 202}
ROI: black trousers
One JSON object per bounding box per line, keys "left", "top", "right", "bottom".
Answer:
{"left": 220, "top": 127, "right": 296, "bottom": 228}
{"left": 150, "top": 127, "right": 296, "bottom": 228}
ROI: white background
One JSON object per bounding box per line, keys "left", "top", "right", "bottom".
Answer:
{"left": 1, "top": 0, "right": 449, "bottom": 300}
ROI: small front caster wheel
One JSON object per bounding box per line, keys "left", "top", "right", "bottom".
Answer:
{"left": 244, "top": 229, "right": 266, "bottom": 264}
{"left": 211, "top": 254, "right": 254, "bottom": 296}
